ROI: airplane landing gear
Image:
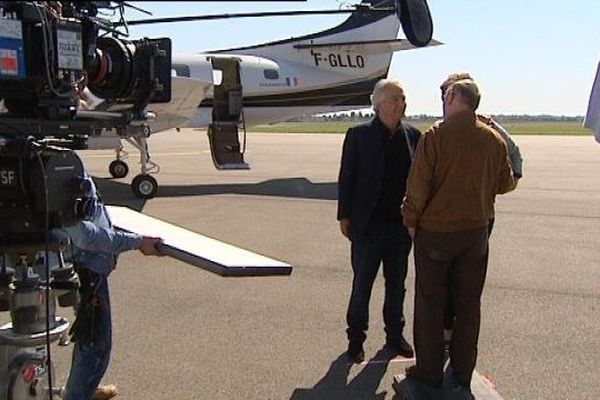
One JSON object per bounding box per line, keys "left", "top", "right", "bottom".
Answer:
{"left": 115, "top": 136, "right": 160, "bottom": 199}
{"left": 132, "top": 174, "right": 158, "bottom": 199}
{"left": 109, "top": 160, "right": 129, "bottom": 178}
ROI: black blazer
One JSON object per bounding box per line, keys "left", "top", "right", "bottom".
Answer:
{"left": 337, "top": 117, "right": 421, "bottom": 235}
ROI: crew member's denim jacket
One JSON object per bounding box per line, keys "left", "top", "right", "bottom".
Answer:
{"left": 63, "top": 200, "right": 141, "bottom": 275}
{"left": 53, "top": 175, "right": 141, "bottom": 275}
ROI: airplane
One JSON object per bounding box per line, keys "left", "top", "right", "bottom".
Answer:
{"left": 584, "top": 57, "right": 600, "bottom": 143}
{"left": 85, "top": 0, "right": 440, "bottom": 199}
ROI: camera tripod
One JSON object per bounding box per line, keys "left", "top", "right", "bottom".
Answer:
{"left": 0, "top": 252, "right": 79, "bottom": 400}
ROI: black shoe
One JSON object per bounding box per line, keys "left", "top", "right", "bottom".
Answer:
{"left": 445, "top": 370, "right": 475, "bottom": 400}
{"left": 386, "top": 335, "right": 414, "bottom": 358}
{"left": 405, "top": 366, "right": 443, "bottom": 389}
{"left": 347, "top": 342, "right": 365, "bottom": 364}
{"left": 447, "top": 383, "right": 475, "bottom": 400}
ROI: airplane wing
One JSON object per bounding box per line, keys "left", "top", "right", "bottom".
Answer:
{"left": 584, "top": 59, "right": 600, "bottom": 143}
{"left": 84, "top": 76, "right": 210, "bottom": 151}
{"left": 106, "top": 206, "right": 292, "bottom": 277}
{"left": 146, "top": 76, "right": 211, "bottom": 133}
{"left": 293, "top": 38, "right": 442, "bottom": 55}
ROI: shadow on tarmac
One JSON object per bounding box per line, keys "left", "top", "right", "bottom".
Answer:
{"left": 94, "top": 177, "right": 147, "bottom": 211}
{"left": 289, "top": 348, "right": 394, "bottom": 400}
{"left": 94, "top": 176, "right": 338, "bottom": 207}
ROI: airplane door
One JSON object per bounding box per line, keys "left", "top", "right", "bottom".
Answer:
{"left": 207, "top": 57, "right": 249, "bottom": 170}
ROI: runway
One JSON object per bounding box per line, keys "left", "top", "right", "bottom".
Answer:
{"left": 45, "top": 130, "right": 600, "bottom": 399}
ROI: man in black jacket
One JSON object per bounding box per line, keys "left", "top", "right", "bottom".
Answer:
{"left": 337, "top": 79, "right": 420, "bottom": 363}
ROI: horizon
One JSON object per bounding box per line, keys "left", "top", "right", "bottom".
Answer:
{"left": 319, "top": 111, "right": 585, "bottom": 120}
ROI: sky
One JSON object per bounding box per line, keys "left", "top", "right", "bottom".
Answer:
{"left": 123, "top": 1, "right": 600, "bottom": 116}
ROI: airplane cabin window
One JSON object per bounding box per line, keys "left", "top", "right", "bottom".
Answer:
{"left": 172, "top": 64, "right": 191, "bottom": 77}
{"left": 263, "top": 69, "right": 279, "bottom": 80}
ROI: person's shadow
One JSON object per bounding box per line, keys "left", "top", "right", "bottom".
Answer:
{"left": 290, "top": 348, "right": 395, "bottom": 400}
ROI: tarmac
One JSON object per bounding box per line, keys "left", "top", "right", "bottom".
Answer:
{"left": 41, "top": 130, "right": 600, "bottom": 399}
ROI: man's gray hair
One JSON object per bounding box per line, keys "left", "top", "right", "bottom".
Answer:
{"left": 371, "top": 79, "right": 404, "bottom": 113}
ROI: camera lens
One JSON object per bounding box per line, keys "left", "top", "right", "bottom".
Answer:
{"left": 87, "top": 37, "right": 135, "bottom": 100}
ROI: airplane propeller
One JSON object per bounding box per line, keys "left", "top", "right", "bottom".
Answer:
{"left": 397, "top": 0, "right": 433, "bottom": 47}
{"left": 119, "top": 0, "right": 434, "bottom": 47}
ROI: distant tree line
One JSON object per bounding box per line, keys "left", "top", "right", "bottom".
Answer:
{"left": 288, "top": 112, "right": 584, "bottom": 123}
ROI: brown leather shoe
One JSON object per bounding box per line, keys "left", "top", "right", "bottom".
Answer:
{"left": 92, "top": 384, "right": 118, "bottom": 400}
{"left": 386, "top": 335, "right": 414, "bottom": 358}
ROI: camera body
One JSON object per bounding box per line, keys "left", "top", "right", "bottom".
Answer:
{"left": 0, "top": 0, "right": 173, "bottom": 247}
{"left": 0, "top": 1, "right": 171, "bottom": 121}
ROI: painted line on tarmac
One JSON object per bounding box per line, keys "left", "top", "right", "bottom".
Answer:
{"left": 82, "top": 151, "right": 204, "bottom": 158}
{"left": 356, "top": 357, "right": 415, "bottom": 366}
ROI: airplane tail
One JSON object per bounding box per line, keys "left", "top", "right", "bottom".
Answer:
{"left": 211, "top": 0, "right": 432, "bottom": 82}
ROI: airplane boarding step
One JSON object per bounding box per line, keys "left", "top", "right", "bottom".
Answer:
{"left": 207, "top": 122, "right": 250, "bottom": 170}
{"left": 106, "top": 206, "right": 292, "bottom": 277}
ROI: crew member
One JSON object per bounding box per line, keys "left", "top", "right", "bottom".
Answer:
{"left": 61, "top": 176, "right": 163, "bottom": 400}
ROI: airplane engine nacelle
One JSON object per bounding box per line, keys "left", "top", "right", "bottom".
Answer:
{"left": 396, "top": 0, "right": 433, "bottom": 47}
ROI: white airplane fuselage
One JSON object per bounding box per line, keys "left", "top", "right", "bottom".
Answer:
{"left": 172, "top": 11, "right": 402, "bottom": 127}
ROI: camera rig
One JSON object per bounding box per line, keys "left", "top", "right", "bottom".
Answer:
{"left": 0, "top": 2, "right": 172, "bottom": 398}
{"left": 0, "top": 1, "right": 171, "bottom": 139}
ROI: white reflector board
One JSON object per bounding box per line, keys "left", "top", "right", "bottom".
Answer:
{"left": 106, "top": 206, "right": 292, "bottom": 277}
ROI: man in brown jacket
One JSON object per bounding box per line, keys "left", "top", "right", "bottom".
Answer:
{"left": 400, "top": 79, "right": 515, "bottom": 397}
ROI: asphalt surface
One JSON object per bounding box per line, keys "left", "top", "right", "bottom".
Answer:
{"left": 41, "top": 130, "right": 599, "bottom": 399}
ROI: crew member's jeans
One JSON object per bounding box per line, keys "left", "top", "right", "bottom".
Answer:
{"left": 64, "top": 274, "right": 112, "bottom": 400}
{"left": 412, "top": 226, "right": 489, "bottom": 387}
{"left": 346, "top": 221, "right": 412, "bottom": 344}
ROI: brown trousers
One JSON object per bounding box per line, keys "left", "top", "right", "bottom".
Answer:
{"left": 412, "top": 226, "right": 489, "bottom": 386}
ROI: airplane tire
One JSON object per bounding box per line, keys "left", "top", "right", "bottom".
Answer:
{"left": 109, "top": 160, "right": 129, "bottom": 178}
{"left": 132, "top": 174, "right": 158, "bottom": 199}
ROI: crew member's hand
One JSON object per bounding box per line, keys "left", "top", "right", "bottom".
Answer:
{"left": 139, "top": 236, "right": 164, "bottom": 256}
{"left": 340, "top": 218, "right": 351, "bottom": 239}
{"left": 407, "top": 227, "right": 416, "bottom": 239}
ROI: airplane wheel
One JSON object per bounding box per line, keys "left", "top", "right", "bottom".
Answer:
{"left": 131, "top": 174, "right": 158, "bottom": 199}
{"left": 109, "top": 160, "right": 129, "bottom": 178}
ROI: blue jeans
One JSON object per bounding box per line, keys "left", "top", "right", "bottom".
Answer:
{"left": 64, "top": 274, "right": 112, "bottom": 400}
{"left": 346, "top": 222, "right": 412, "bottom": 344}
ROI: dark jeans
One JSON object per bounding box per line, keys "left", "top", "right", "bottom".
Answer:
{"left": 65, "top": 273, "right": 112, "bottom": 400}
{"left": 346, "top": 221, "right": 412, "bottom": 344}
{"left": 413, "top": 226, "right": 488, "bottom": 387}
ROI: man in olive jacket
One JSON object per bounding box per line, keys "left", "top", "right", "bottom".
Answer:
{"left": 337, "top": 79, "right": 420, "bottom": 363}
{"left": 400, "top": 79, "right": 515, "bottom": 397}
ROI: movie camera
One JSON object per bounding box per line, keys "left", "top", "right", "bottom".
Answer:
{"left": 0, "top": 2, "right": 172, "bottom": 398}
